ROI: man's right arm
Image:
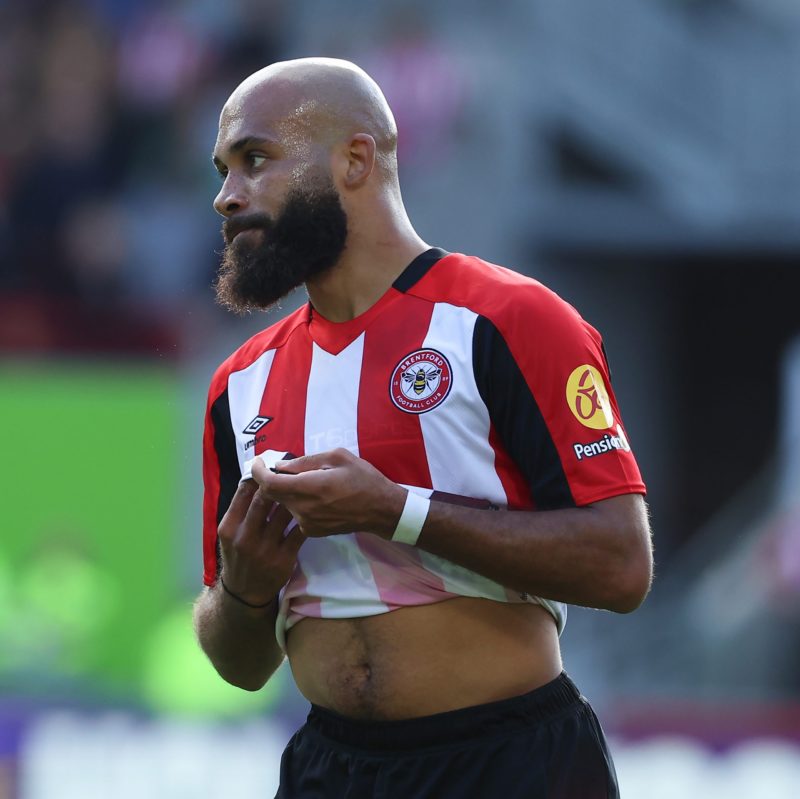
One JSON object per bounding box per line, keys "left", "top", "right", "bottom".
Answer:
{"left": 193, "top": 481, "right": 305, "bottom": 691}
{"left": 193, "top": 584, "right": 283, "bottom": 691}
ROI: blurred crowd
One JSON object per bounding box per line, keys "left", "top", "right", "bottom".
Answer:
{"left": 0, "top": 0, "right": 470, "bottom": 356}
{"left": 0, "top": 0, "right": 290, "bottom": 354}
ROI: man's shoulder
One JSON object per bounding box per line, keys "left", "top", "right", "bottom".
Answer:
{"left": 207, "top": 304, "right": 308, "bottom": 397}
{"left": 414, "top": 252, "right": 581, "bottom": 327}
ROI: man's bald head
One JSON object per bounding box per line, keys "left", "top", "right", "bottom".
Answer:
{"left": 211, "top": 59, "right": 414, "bottom": 315}
{"left": 220, "top": 58, "right": 398, "bottom": 175}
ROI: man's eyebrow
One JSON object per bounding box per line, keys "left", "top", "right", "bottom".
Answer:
{"left": 212, "top": 135, "right": 277, "bottom": 165}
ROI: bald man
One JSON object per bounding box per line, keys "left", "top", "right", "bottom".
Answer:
{"left": 194, "top": 58, "right": 651, "bottom": 798}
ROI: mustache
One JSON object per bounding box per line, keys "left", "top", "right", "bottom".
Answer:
{"left": 222, "top": 213, "right": 273, "bottom": 245}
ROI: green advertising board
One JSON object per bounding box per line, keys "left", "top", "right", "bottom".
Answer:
{"left": 0, "top": 363, "right": 284, "bottom": 717}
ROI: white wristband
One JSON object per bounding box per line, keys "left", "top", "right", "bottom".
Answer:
{"left": 391, "top": 491, "right": 430, "bottom": 546}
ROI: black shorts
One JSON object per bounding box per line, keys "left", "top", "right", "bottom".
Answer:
{"left": 275, "top": 672, "right": 619, "bottom": 798}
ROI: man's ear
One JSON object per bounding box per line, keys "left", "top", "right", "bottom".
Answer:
{"left": 340, "top": 133, "right": 376, "bottom": 188}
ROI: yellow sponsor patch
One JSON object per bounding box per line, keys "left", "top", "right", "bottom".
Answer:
{"left": 565, "top": 365, "right": 614, "bottom": 430}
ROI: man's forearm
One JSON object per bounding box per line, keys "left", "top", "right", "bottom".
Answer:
{"left": 414, "top": 493, "right": 652, "bottom": 613}
{"left": 193, "top": 584, "right": 284, "bottom": 691}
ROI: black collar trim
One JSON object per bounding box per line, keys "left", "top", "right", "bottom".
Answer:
{"left": 392, "top": 248, "right": 449, "bottom": 293}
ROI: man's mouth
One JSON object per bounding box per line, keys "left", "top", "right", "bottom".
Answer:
{"left": 223, "top": 217, "right": 270, "bottom": 245}
{"left": 230, "top": 227, "right": 262, "bottom": 243}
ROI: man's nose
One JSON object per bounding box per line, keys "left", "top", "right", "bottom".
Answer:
{"left": 213, "top": 174, "right": 249, "bottom": 217}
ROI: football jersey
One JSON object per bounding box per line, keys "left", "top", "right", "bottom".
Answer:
{"left": 202, "top": 249, "right": 646, "bottom": 648}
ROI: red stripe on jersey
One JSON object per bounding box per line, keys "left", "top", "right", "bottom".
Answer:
{"left": 357, "top": 292, "right": 434, "bottom": 487}
{"left": 202, "top": 397, "right": 222, "bottom": 586}
{"left": 256, "top": 328, "right": 313, "bottom": 457}
{"left": 202, "top": 361, "right": 240, "bottom": 586}
{"left": 487, "top": 422, "right": 534, "bottom": 510}
{"left": 309, "top": 290, "right": 401, "bottom": 355}
{"left": 222, "top": 306, "right": 310, "bottom": 372}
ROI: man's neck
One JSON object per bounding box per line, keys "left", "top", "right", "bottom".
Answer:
{"left": 306, "top": 231, "right": 429, "bottom": 323}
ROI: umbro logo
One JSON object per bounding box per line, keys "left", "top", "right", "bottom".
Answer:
{"left": 242, "top": 415, "right": 273, "bottom": 435}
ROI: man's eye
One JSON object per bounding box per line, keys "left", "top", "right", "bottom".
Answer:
{"left": 248, "top": 154, "right": 267, "bottom": 168}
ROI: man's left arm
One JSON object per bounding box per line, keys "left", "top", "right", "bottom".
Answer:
{"left": 251, "top": 450, "right": 652, "bottom": 614}
{"left": 417, "top": 488, "right": 651, "bottom": 613}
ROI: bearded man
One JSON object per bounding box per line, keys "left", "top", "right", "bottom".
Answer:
{"left": 194, "top": 57, "right": 651, "bottom": 799}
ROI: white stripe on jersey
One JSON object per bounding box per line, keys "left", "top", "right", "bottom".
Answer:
{"left": 411, "top": 303, "right": 510, "bottom": 601}
{"left": 304, "top": 339, "right": 363, "bottom": 457}
{"left": 227, "top": 349, "right": 277, "bottom": 474}
{"left": 300, "top": 336, "right": 390, "bottom": 619}
{"left": 419, "top": 303, "right": 507, "bottom": 504}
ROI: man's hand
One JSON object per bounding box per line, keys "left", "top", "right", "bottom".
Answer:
{"left": 217, "top": 480, "right": 306, "bottom": 606}
{"left": 251, "top": 448, "right": 406, "bottom": 539}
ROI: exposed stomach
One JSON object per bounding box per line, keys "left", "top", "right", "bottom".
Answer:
{"left": 284, "top": 596, "right": 562, "bottom": 721}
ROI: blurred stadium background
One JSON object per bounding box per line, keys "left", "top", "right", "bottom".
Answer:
{"left": 1, "top": 0, "right": 799, "bottom": 796}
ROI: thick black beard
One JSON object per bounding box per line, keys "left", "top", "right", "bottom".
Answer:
{"left": 214, "top": 178, "right": 348, "bottom": 314}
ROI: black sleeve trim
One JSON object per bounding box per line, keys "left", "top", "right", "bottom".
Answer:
{"left": 392, "top": 248, "right": 449, "bottom": 293}
{"left": 210, "top": 388, "right": 241, "bottom": 575}
{"left": 601, "top": 342, "right": 613, "bottom": 379}
{"left": 473, "top": 315, "right": 575, "bottom": 510}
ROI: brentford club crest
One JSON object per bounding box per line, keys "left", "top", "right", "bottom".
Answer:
{"left": 390, "top": 349, "right": 453, "bottom": 414}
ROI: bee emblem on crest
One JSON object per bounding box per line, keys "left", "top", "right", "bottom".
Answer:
{"left": 403, "top": 365, "right": 442, "bottom": 396}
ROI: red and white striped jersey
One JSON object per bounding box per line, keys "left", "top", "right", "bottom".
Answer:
{"left": 202, "top": 249, "right": 646, "bottom": 647}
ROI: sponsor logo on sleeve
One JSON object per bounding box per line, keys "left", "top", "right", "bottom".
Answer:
{"left": 565, "top": 365, "right": 614, "bottom": 430}
{"left": 390, "top": 349, "right": 452, "bottom": 414}
{"left": 573, "top": 424, "right": 631, "bottom": 461}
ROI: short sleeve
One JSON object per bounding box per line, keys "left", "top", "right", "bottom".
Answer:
{"left": 201, "top": 372, "right": 241, "bottom": 586}
{"left": 473, "top": 287, "right": 645, "bottom": 509}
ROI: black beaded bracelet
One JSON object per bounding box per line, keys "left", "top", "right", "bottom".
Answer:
{"left": 219, "top": 576, "right": 274, "bottom": 609}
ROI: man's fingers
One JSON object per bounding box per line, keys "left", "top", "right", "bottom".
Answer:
{"left": 241, "top": 487, "right": 276, "bottom": 532}
{"left": 239, "top": 491, "right": 298, "bottom": 541}
{"left": 220, "top": 480, "right": 258, "bottom": 526}
{"left": 267, "top": 501, "right": 294, "bottom": 533}
{"left": 254, "top": 461, "right": 328, "bottom": 502}
{"left": 273, "top": 453, "right": 320, "bottom": 474}
{"left": 250, "top": 455, "right": 310, "bottom": 483}
{"left": 275, "top": 449, "right": 350, "bottom": 474}
{"left": 284, "top": 522, "right": 307, "bottom": 554}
